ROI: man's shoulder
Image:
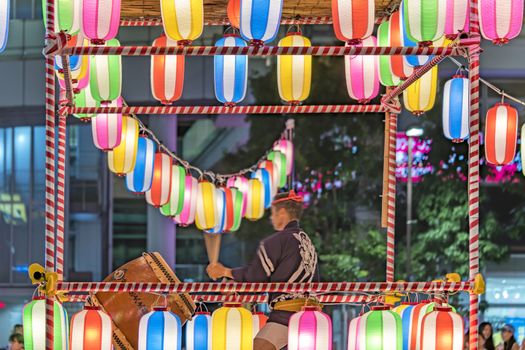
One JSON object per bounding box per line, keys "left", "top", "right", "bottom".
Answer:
{"left": 262, "top": 226, "right": 306, "bottom": 245}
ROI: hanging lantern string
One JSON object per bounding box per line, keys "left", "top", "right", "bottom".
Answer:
{"left": 448, "top": 57, "right": 525, "bottom": 107}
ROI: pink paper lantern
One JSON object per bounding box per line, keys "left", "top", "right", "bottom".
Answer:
{"left": 345, "top": 36, "right": 379, "bottom": 104}
{"left": 273, "top": 139, "right": 294, "bottom": 176}
{"left": 445, "top": 0, "right": 470, "bottom": 39}
{"left": 479, "top": 0, "right": 524, "bottom": 45}
{"left": 91, "top": 97, "right": 122, "bottom": 151}
{"left": 288, "top": 306, "right": 332, "bottom": 350}
{"left": 174, "top": 175, "right": 198, "bottom": 226}
{"left": 227, "top": 175, "right": 249, "bottom": 217}
{"left": 82, "top": 0, "right": 121, "bottom": 44}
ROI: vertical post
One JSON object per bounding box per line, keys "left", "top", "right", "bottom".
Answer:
{"left": 406, "top": 135, "right": 413, "bottom": 279}
{"left": 56, "top": 114, "right": 66, "bottom": 280}
{"left": 385, "top": 112, "right": 397, "bottom": 283}
{"left": 468, "top": 1, "right": 481, "bottom": 350}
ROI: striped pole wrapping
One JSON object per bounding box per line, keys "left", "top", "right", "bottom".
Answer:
{"left": 59, "top": 54, "right": 74, "bottom": 105}
{"left": 385, "top": 112, "right": 397, "bottom": 283}
{"left": 69, "top": 104, "right": 387, "bottom": 115}
{"left": 120, "top": 16, "right": 334, "bottom": 27}
{"left": 56, "top": 113, "right": 66, "bottom": 279}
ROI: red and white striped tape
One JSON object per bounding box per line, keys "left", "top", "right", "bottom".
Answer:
{"left": 120, "top": 16, "right": 333, "bottom": 27}
{"left": 56, "top": 114, "right": 66, "bottom": 279}
{"left": 385, "top": 112, "right": 397, "bottom": 283}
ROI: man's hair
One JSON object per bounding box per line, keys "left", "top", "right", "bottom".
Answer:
{"left": 9, "top": 333, "right": 23, "bottom": 344}
{"left": 272, "top": 192, "right": 303, "bottom": 220}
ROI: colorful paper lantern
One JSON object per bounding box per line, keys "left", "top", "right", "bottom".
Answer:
{"left": 151, "top": 35, "right": 185, "bottom": 105}
{"left": 82, "top": 0, "right": 120, "bottom": 44}
{"left": 479, "top": 0, "right": 524, "bottom": 45}
{"left": 161, "top": 0, "right": 203, "bottom": 44}
{"left": 377, "top": 21, "right": 401, "bottom": 87}
{"left": 403, "top": 65, "right": 438, "bottom": 116}
{"left": 90, "top": 38, "right": 122, "bottom": 103}
{"left": 345, "top": 36, "right": 379, "bottom": 104}
{"left": 223, "top": 187, "right": 243, "bottom": 232}
{"left": 407, "top": 301, "right": 439, "bottom": 350}
{"left": 403, "top": 0, "right": 446, "bottom": 45}
{"left": 160, "top": 165, "right": 186, "bottom": 216}
{"left": 196, "top": 181, "right": 217, "bottom": 230}
{"left": 388, "top": 11, "right": 413, "bottom": 80}
{"left": 227, "top": 175, "right": 249, "bottom": 217}
{"left": 23, "top": 297, "right": 68, "bottom": 350}
{"left": 0, "top": 0, "right": 9, "bottom": 53}
{"left": 331, "top": 0, "right": 374, "bottom": 44}
{"left": 42, "top": 0, "right": 80, "bottom": 33}
{"left": 277, "top": 33, "right": 312, "bottom": 104}
{"left": 174, "top": 175, "right": 198, "bottom": 226}
{"left": 138, "top": 308, "right": 182, "bottom": 350}
{"left": 267, "top": 150, "right": 287, "bottom": 188}
{"left": 126, "top": 136, "right": 157, "bottom": 193}
{"left": 402, "top": 26, "right": 448, "bottom": 68}
{"left": 185, "top": 312, "right": 212, "bottom": 350}
{"left": 288, "top": 306, "right": 332, "bottom": 350}
{"left": 73, "top": 81, "right": 100, "bottom": 120}
{"left": 245, "top": 178, "right": 265, "bottom": 221}
{"left": 227, "top": 0, "right": 241, "bottom": 29}
{"left": 353, "top": 306, "right": 402, "bottom": 350}
{"left": 70, "top": 306, "right": 112, "bottom": 350}
{"left": 91, "top": 98, "right": 123, "bottom": 151}
{"left": 108, "top": 115, "right": 139, "bottom": 175}
{"left": 443, "top": 74, "right": 470, "bottom": 142}
{"left": 445, "top": 0, "right": 470, "bottom": 39}
{"left": 393, "top": 302, "right": 417, "bottom": 350}
{"left": 57, "top": 54, "right": 90, "bottom": 94}
{"left": 258, "top": 160, "right": 279, "bottom": 197}
{"left": 421, "top": 307, "right": 464, "bottom": 350}
{"left": 252, "top": 168, "right": 272, "bottom": 208}
{"left": 347, "top": 315, "right": 362, "bottom": 350}
{"left": 206, "top": 187, "right": 227, "bottom": 234}
{"left": 484, "top": 103, "right": 518, "bottom": 165}
{"left": 55, "top": 35, "right": 84, "bottom": 74}
{"left": 145, "top": 153, "right": 173, "bottom": 208}
{"left": 240, "top": 0, "right": 283, "bottom": 45}
{"left": 273, "top": 139, "right": 294, "bottom": 176}
{"left": 252, "top": 312, "right": 268, "bottom": 338}
{"left": 212, "top": 303, "right": 253, "bottom": 350}
{"left": 214, "top": 35, "right": 248, "bottom": 106}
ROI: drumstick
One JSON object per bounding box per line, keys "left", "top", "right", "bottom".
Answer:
{"left": 203, "top": 233, "right": 222, "bottom": 264}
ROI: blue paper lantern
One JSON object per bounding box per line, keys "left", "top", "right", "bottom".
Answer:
{"left": 126, "top": 136, "right": 157, "bottom": 193}
{"left": 442, "top": 74, "right": 470, "bottom": 142}
{"left": 240, "top": 0, "right": 283, "bottom": 45}
{"left": 0, "top": 0, "right": 9, "bottom": 53}
{"left": 393, "top": 303, "right": 416, "bottom": 350}
{"left": 401, "top": 5, "right": 432, "bottom": 67}
{"left": 138, "top": 308, "right": 182, "bottom": 350}
{"left": 214, "top": 35, "right": 248, "bottom": 106}
{"left": 185, "top": 312, "right": 212, "bottom": 350}
{"left": 251, "top": 168, "right": 272, "bottom": 208}
{"left": 206, "top": 188, "right": 227, "bottom": 234}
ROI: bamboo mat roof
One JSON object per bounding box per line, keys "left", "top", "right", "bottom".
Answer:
{"left": 121, "top": 0, "right": 401, "bottom": 22}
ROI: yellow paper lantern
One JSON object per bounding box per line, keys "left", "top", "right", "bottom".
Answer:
{"left": 195, "top": 180, "right": 217, "bottom": 230}
{"left": 403, "top": 65, "right": 438, "bottom": 116}
{"left": 245, "top": 178, "right": 265, "bottom": 221}
{"left": 108, "top": 116, "right": 139, "bottom": 175}
{"left": 277, "top": 33, "right": 312, "bottom": 105}
{"left": 212, "top": 303, "right": 253, "bottom": 350}
{"left": 161, "top": 0, "right": 203, "bottom": 44}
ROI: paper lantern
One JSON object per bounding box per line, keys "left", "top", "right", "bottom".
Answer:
{"left": 145, "top": 153, "right": 173, "bottom": 208}
{"left": 90, "top": 39, "right": 122, "bottom": 102}
{"left": 393, "top": 302, "right": 417, "bottom": 350}
{"left": 227, "top": 176, "right": 249, "bottom": 217}
{"left": 273, "top": 139, "right": 294, "bottom": 176}
{"left": 0, "top": 0, "right": 9, "bottom": 53}
{"left": 161, "top": 0, "right": 203, "bottom": 44}
{"left": 42, "top": 0, "right": 80, "bottom": 34}
{"left": 479, "top": 0, "right": 524, "bottom": 45}
{"left": 347, "top": 315, "right": 362, "bottom": 350}
{"left": 214, "top": 35, "right": 248, "bottom": 106}
{"left": 377, "top": 21, "right": 401, "bottom": 87}
{"left": 267, "top": 150, "right": 287, "bottom": 188}
{"left": 227, "top": 0, "right": 241, "bottom": 29}
{"left": 252, "top": 168, "right": 272, "bottom": 208}
{"left": 108, "top": 115, "right": 139, "bottom": 175}
{"left": 421, "top": 307, "right": 464, "bottom": 350}
{"left": 245, "top": 178, "right": 265, "bottom": 221}
{"left": 331, "top": 0, "right": 374, "bottom": 44}
{"left": 174, "top": 175, "right": 198, "bottom": 226}
{"left": 402, "top": 26, "right": 448, "bottom": 68}
{"left": 403, "top": 0, "right": 446, "bottom": 45}
{"left": 407, "top": 301, "right": 439, "bottom": 350}
{"left": 288, "top": 306, "right": 332, "bottom": 350}
{"left": 223, "top": 187, "right": 243, "bottom": 232}
{"left": 388, "top": 11, "right": 413, "bottom": 80}
{"left": 352, "top": 306, "right": 402, "bottom": 350}
{"left": 57, "top": 54, "right": 90, "bottom": 94}
{"left": 206, "top": 187, "right": 227, "bottom": 234}
{"left": 82, "top": 0, "right": 120, "bottom": 44}
{"left": 345, "top": 36, "right": 379, "bottom": 104}
{"left": 277, "top": 33, "right": 312, "bottom": 105}
{"left": 70, "top": 306, "right": 112, "bottom": 350}
{"left": 73, "top": 83, "right": 101, "bottom": 120}
{"left": 484, "top": 103, "right": 518, "bottom": 165}
{"left": 55, "top": 35, "right": 84, "bottom": 74}
{"left": 252, "top": 312, "right": 268, "bottom": 338}
{"left": 160, "top": 165, "right": 186, "bottom": 216}
{"left": 445, "top": 0, "right": 470, "bottom": 39}
{"left": 240, "top": 0, "right": 283, "bottom": 45}
{"left": 91, "top": 98, "right": 123, "bottom": 151}
{"left": 403, "top": 65, "right": 438, "bottom": 116}
{"left": 23, "top": 297, "right": 68, "bottom": 350}
{"left": 151, "top": 35, "right": 185, "bottom": 105}
{"left": 126, "top": 136, "right": 157, "bottom": 193}
{"left": 258, "top": 160, "right": 279, "bottom": 197}
{"left": 196, "top": 181, "right": 217, "bottom": 230}
{"left": 138, "top": 308, "right": 182, "bottom": 350}
{"left": 443, "top": 74, "right": 470, "bottom": 142}
{"left": 212, "top": 303, "right": 253, "bottom": 350}
{"left": 186, "top": 312, "right": 212, "bottom": 350}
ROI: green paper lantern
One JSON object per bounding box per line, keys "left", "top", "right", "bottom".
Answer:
{"left": 377, "top": 21, "right": 400, "bottom": 87}
{"left": 73, "top": 82, "right": 101, "bottom": 120}
{"left": 90, "top": 38, "right": 122, "bottom": 103}
{"left": 403, "top": 0, "right": 446, "bottom": 45}
{"left": 23, "top": 297, "right": 69, "bottom": 350}
{"left": 42, "top": 0, "right": 80, "bottom": 34}
{"left": 267, "top": 151, "right": 287, "bottom": 189}
{"left": 226, "top": 187, "right": 243, "bottom": 232}
{"left": 160, "top": 165, "right": 186, "bottom": 217}
{"left": 358, "top": 306, "right": 402, "bottom": 350}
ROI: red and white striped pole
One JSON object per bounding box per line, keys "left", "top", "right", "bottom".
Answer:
{"left": 385, "top": 112, "right": 397, "bottom": 283}
{"left": 56, "top": 113, "right": 66, "bottom": 280}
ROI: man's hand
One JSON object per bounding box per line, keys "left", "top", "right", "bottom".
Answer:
{"left": 206, "top": 262, "right": 233, "bottom": 281}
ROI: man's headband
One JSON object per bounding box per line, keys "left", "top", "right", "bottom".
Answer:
{"left": 271, "top": 190, "right": 304, "bottom": 205}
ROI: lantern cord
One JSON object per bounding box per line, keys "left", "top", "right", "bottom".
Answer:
{"left": 448, "top": 57, "right": 525, "bottom": 107}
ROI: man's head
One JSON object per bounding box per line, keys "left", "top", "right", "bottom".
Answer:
{"left": 12, "top": 325, "right": 22, "bottom": 335}
{"left": 8, "top": 333, "right": 24, "bottom": 350}
{"left": 270, "top": 191, "right": 304, "bottom": 230}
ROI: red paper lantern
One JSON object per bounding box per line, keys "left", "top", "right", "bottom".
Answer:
{"left": 484, "top": 102, "right": 518, "bottom": 165}
{"left": 145, "top": 152, "right": 173, "bottom": 207}
{"left": 227, "top": 0, "right": 241, "bottom": 29}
